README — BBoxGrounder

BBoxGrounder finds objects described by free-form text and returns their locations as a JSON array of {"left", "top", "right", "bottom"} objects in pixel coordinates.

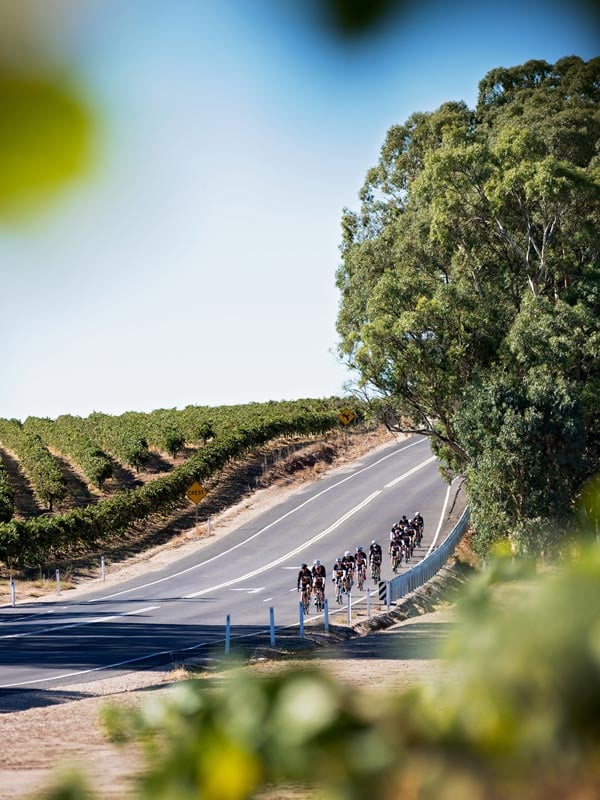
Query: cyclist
[
  {"left": 313, "top": 572, "right": 326, "bottom": 610},
  {"left": 369, "top": 539, "right": 382, "bottom": 563},
  {"left": 297, "top": 563, "right": 313, "bottom": 613},
  {"left": 390, "top": 539, "right": 402, "bottom": 572},
  {"left": 312, "top": 559, "right": 326, "bottom": 580},
  {"left": 297, "top": 563, "right": 312, "bottom": 592},
  {"left": 401, "top": 527, "right": 413, "bottom": 560},
  {"left": 341, "top": 550, "right": 355, "bottom": 592},
  {"left": 332, "top": 557, "right": 346, "bottom": 604},
  {"left": 413, "top": 512, "right": 424, "bottom": 545},
  {"left": 389, "top": 523, "right": 401, "bottom": 554},
  {"left": 369, "top": 539, "right": 383, "bottom": 581},
  {"left": 355, "top": 546, "right": 367, "bottom": 589}
]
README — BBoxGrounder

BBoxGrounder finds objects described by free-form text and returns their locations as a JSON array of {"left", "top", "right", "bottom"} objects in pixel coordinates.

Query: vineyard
[{"left": 0, "top": 399, "right": 362, "bottom": 571}]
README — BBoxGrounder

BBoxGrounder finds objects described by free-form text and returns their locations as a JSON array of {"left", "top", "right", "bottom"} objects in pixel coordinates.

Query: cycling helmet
[
  {"left": 301, "top": 563, "right": 307, "bottom": 569},
  {"left": 344, "top": 550, "right": 351, "bottom": 557},
  {"left": 314, "top": 560, "right": 321, "bottom": 566},
  {"left": 357, "top": 545, "right": 363, "bottom": 552},
  {"left": 371, "top": 539, "right": 377, "bottom": 545}
]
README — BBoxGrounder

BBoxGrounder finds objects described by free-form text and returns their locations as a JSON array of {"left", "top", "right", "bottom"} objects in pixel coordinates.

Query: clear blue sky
[{"left": 1, "top": 0, "right": 598, "bottom": 421}]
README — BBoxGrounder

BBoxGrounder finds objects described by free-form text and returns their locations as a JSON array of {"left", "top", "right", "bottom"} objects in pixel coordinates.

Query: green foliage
[
  {"left": 195, "top": 420, "right": 215, "bottom": 444},
  {"left": 454, "top": 369, "right": 587, "bottom": 554},
  {"left": 0, "top": 461, "right": 14, "bottom": 522},
  {"left": 0, "top": 399, "right": 348, "bottom": 567},
  {"left": 91, "top": 411, "right": 151, "bottom": 472},
  {"left": 337, "top": 56, "right": 600, "bottom": 553},
  {"left": 0, "top": 419, "right": 66, "bottom": 511},
  {"left": 24, "top": 416, "right": 113, "bottom": 489},
  {"left": 161, "top": 426, "right": 186, "bottom": 458}
]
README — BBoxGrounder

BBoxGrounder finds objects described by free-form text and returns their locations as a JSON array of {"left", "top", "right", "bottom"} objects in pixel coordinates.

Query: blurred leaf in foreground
[
  {"left": 0, "top": 71, "right": 92, "bottom": 220},
  {"left": 81, "top": 541, "right": 600, "bottom": 799}
]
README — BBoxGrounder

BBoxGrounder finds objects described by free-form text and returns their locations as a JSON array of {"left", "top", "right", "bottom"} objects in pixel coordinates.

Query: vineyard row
[{"left": 0, "top": 399, "right": 360, "bottom": 567}]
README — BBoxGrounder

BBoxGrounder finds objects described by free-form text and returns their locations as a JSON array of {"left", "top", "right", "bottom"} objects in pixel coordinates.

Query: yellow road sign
[
  {"left": 338, "top": 408, "right": 355, "bottom": 426},
  {"left": 186, "top": 482, "right": 208, "bottom": 504}
]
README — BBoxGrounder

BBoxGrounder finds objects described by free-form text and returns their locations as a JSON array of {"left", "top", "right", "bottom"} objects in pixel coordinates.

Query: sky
[{"left": 1, "top": 0, "right": 598, "bottom": 422}]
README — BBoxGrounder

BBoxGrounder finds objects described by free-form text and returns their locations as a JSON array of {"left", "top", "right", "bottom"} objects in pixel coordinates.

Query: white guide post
[
  {"left": 269, "top": 606, "right": 275, "bottom": 647},
  {"left": 225, "top": 614, "right": 231, "bottom": 655}
]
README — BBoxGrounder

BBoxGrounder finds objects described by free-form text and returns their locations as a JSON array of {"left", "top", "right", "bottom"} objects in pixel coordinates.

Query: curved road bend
[{"left": 0, "top": 435, "right": 450, "bottom": 693}]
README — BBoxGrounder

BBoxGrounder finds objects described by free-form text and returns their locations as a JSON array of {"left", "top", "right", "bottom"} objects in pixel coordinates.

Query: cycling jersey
[
  {"left": 369, "top": 544, "right": 382, "bottom": 562},
  {"left": 297, "top": 567, "right": 312, "bottom": 590},
  {"left": 342, "top": 555, "right": 355, "bottom": 572}
]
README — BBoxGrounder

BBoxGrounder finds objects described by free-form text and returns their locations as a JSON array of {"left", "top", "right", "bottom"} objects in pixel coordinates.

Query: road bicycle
[
  {"left": 390, "top": 546, "right": 401, "bottom": 573},
  {"left": 335, "top": 577, "right": 345, "bottom": 605},
  {"left": 343, "top": 573, "right": 353, "bottom": 595},
  {"left": 301, "top": 583, "right": 311, "bottom": 614},
  {"left": 370, "top": 558, "right": 381, "bottom": 583},
  {"left": 356, "top": 563, "right": 366, "bottom": 591},
  {"left": 314, "top": 585, "right": 325, "bottom": 612}
]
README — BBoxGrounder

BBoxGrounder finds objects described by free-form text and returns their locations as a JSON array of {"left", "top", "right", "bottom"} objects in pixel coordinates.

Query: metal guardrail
[{"left": 380, "top": 507, "right": 470, "bottom": 604}]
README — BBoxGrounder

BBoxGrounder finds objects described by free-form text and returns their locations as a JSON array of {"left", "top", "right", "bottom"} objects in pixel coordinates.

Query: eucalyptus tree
[{"left": 337, "top": 56, "right": 600, "bottom": 552}]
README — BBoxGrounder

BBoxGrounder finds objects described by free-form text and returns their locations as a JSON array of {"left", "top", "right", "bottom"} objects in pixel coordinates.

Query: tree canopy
[{"left": 336, "top": 56, "right": 600, "bottom": 553}]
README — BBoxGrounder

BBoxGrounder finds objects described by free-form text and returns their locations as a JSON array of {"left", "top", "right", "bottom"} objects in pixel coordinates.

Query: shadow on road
[{"left": 317, "top": 622, "right": 456, "bottom": 661}]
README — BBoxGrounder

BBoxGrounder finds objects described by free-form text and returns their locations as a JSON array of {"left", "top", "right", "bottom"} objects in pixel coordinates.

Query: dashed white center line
[{"left": 385, "top": 456, "right": 436, "bottom": 487}]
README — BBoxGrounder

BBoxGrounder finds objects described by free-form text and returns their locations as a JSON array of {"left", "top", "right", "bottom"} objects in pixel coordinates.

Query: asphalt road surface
[{"left": 0, "top": 436, "right": 451, "bottom": 694}]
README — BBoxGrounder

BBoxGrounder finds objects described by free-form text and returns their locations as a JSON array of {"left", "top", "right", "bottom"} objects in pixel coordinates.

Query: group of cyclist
[
  {"left": 296, "top": 512, "right": 424, "bottom": 610},
  {"left": 389, "top": 512, "right": 424, "bottom": 572},
  {"left": 297, "top": 560, "right": 327, "bottom": 612}
]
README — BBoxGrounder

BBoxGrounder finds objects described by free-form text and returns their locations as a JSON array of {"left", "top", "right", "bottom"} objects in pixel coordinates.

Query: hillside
[
  {"left": 0, "top": 413, "right": 390, "bottom": 603},
  {"left": 0, "top": 399, "right": 363, "bottom": 576}
]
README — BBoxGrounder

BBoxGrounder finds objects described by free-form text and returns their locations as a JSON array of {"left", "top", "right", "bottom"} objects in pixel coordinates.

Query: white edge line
[{"left": 424, "top": 479, "right": 456, "bottom": 558}]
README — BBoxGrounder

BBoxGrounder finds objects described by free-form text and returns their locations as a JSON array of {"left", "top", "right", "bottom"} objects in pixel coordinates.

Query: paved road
[{"left": 0, "top": 436, "right": 451, "bottom": 693}]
